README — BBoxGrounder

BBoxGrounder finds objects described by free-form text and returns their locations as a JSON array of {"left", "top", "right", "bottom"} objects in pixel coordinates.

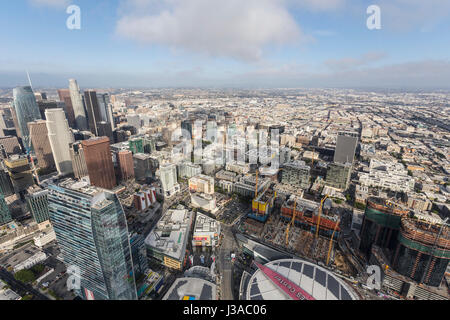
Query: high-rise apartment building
[
  {"left": 334, "top": 131, "right": 359, "bottom": 165},
  {"left": 96, "top": 93, "right": 114, "bottom": 129},
  {"left": 81, "top": 137, "right": 116, "bottom": 190},
  {"left": 133, "top": 153, "right": 153, "bottom": 183},
  {"left": 0, "top": 107, "right": 17, "bottom": 137},
  {"left": 118, "top": 150, "right": 134, "bottom": 181},
  {"left": 282, "top": 160, "right": 311, "bottom": 190},
  {"left": 96, "top": 121, "right": 113, "bottom": 142},
  {"left": 181, "top": 119, "right": 193, "bottom": 139},
  {"left": 126, "top": 114, "right": 141, "bottom": 131},
  {"left": 0, "top": 164, "right": 14, "bottom": 196},
  {"left": 45, "top": 109, "right": 74, "bottom": 176},
  {"left": 143, "top": 136, "right": 156, "bottom": 154},
  {"left": 4, "top": 155, "right": 34, "bottom": 194},
  {"left": 68, "top": 79, "right": 88, "bottom": 131},
  {"left": 25, "top": 185, "right": 49, "bottom": 224},
  {"left": 325, "top": 162, "right": 352, "bottom": 191},
  {"left": 57, "top": 89, "right": 76, "bottom": 128},
  {"left": 84, "top": 90, "right": 102, "bottom": 135},
  {"left": 69, "top": 142, "right": 88, "bottom": 179},
  {"left": 129, "top": 137, "right": 144, "bottom": 154},
  {"left": 360, "top": 198, "right": 450, "bottom": 288},
  {"left": 28, "top": 120, "right": 56, "bottom": 173},
  {"left": 37, "top": 100, "right": 58, "bottom": 120},
  {"left": 0, "top": 136, "right": 22, "bottom": 156},
  {"left": 48, "top": 179, "right": 137, "bottom": 300},
  {"left": 0, "top": 193, "right": 12, "bottom": 226},
  {"left": 158, "top": 163, "right": 180, "bottom": 197},
  {"left": 12, "top": 86, "right": 42, "bottom": 152},
  {"left": 177, "top": 161, "right": 202, "bottom": 179}
]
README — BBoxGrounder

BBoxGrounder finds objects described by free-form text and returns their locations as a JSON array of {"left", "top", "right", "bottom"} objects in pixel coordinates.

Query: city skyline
[
  {"left": 0, "top": 0, "right": 449, "bottom": 305},
  {"left": 1, "top": 0, "right": 450, "bottom": 88}
]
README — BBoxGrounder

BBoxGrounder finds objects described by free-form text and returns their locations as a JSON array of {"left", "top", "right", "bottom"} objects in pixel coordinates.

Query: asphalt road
[
  {"left": 0, "top": 268, "right": 49, "bottom": 300},
  {"left": 217, "top": 225, "right": 239, "bottom": 300}
]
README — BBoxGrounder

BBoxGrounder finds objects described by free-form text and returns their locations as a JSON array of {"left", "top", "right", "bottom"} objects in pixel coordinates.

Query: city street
[
  {"left": 0, "top": 268, "right": 49, "bottom": 300},
  {"left": 217, "top": 225, "right": 239, "bottom": 300}
]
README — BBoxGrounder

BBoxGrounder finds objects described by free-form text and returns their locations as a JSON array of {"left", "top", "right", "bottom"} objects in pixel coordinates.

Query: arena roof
[{"left": 245, "top": 258, "right": 359, "bottom": 300}]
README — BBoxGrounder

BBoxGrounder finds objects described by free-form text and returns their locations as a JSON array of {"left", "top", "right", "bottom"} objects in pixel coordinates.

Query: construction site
[
  {"left": 241, "top": 189, "right": 355, "bottom": 275},
  {"left": 248, "top": 187, "right": 276, "bottom": 223}
]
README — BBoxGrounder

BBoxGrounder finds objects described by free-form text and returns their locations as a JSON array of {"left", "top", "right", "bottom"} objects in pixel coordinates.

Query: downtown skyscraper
[
  {"left": 68, "top": 79, "right": 88, "bottom": 131},
  {"left": 84, "top": 90, "right": 101, "bottom": 135},
  {"left": 57, "top": 89, "right": 76, "bottom": 128},
  {"left": 333, "top": 131, "right": 359, "bottom": 165},
  {"left": 81, "top": 137, "right": 117, "bottom": 190},
  {"left": 12, "top": 86, "right": 42, "bottom": 152},
  {"left": 45, "top": 108, "right": 74, "bottom": 176},
  {"left": 28, "top": 120, "right": 56, "bottom": 173},
  {"left": 48, "top": 179, "right": 137, "bottom": 300}
]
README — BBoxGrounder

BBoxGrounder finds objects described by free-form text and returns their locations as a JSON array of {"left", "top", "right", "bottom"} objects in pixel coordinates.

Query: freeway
[{"left": 0, "top": 268, "right": 49, "bottom": 300}]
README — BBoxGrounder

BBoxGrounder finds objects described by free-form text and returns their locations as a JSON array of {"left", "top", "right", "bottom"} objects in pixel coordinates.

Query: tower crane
[
  {"left": 255, "top": 169, "right": 259, "bottom": 198},
  {"left": 326, "top": 218, "right": 340, "bottom": 266},
  {"left": 315, "top": 195, "right": 328, "bottom": 239},
  {"left": 285, "top": 199, "right": 297, "bottom": 247}
]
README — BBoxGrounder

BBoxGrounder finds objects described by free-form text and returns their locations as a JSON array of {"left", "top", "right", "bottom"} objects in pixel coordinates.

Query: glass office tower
[
  {"left": 48, "top": 179, "right": 137, "bottom": 300},
  {"left": 68, "top": 79, "right": 88, "bottom": 131},
  {"left": 12, "top": 86, "right": 42, "bottom": 152}
]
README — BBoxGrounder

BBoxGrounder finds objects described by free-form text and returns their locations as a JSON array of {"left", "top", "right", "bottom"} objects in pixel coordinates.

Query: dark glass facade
[
  {"left": 48, "top": 180, "right": 137, "bottom": 300},
  {"left": 12, "top": 86, "right": 42, "bottom": 152}
]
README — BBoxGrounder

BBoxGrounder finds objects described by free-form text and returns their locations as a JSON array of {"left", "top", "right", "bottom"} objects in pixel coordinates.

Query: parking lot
[{"left": 217, "top": 198, "right": 250, "bottom": 225}]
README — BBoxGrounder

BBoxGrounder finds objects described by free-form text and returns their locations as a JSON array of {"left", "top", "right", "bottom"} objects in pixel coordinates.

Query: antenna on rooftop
[{"left": 26, "top": 70, "right": 33, "bottom": 90}]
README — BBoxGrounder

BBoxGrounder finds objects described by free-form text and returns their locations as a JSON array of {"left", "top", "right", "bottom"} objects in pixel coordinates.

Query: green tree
[
  {"left": 14, "top": 270, "right": 36, "bottom": 284},
  {"left": 31, "top": 264, "right": 45, "bottom": 276},
  {"left": 354, "top": 202, "right": 366, "bottom": 210}
]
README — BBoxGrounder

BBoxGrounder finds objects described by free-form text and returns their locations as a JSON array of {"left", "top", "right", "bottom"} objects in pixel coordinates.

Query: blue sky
[{"left": 1, "top": 0, "right": 450, "bottom": 88}]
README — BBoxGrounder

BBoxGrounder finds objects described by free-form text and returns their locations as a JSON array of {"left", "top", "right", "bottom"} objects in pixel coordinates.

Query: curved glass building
[
  {"left": 48, "top": 179, "right": 137, "bottom": 300},
  {"left": 12, "top": 86, "right": 42, "bottom": 152}
]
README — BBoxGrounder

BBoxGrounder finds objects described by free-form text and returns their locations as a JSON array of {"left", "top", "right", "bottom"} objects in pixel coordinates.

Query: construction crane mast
[
  {"left": 285, "top": 199, "right": 297, "bottom": 247},
  {"left": 255, "top": 169, "right": 259, "bottom": 198},
  {"left": 315, "top": 195, "right": 328, "bottom": 239},
  {"left": 326, "top": 218, "right": 340, "bottom": 266}
]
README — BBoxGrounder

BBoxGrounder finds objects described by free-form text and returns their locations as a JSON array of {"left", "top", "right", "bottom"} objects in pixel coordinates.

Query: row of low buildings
[{"left": 145, "top": 206, "right": 221, "bottom": 271}]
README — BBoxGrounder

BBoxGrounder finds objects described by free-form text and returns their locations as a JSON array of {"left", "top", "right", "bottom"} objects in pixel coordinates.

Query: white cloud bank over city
[{"left": 116, "top": 0, "right": 304, "bottom": 61}]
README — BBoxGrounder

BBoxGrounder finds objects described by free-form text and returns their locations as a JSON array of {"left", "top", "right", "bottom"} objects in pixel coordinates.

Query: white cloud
[
  {"left": 230, "top": 59, "right": 450, "bottom": 88},
  {"left": 325, "top": 52, "right": 388, "bottom": 71},
  {"left": 289, "top": 0, "right": 346, "bottom": 11},
  {"left": 116, "top": 0, "right": 303, "bottom": 61},
  {"left": 377, "top": 0, "right": 450, "bottom": 31},
  {"left": 29, "top": 0, "right": 71, "bottom": 8}
]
